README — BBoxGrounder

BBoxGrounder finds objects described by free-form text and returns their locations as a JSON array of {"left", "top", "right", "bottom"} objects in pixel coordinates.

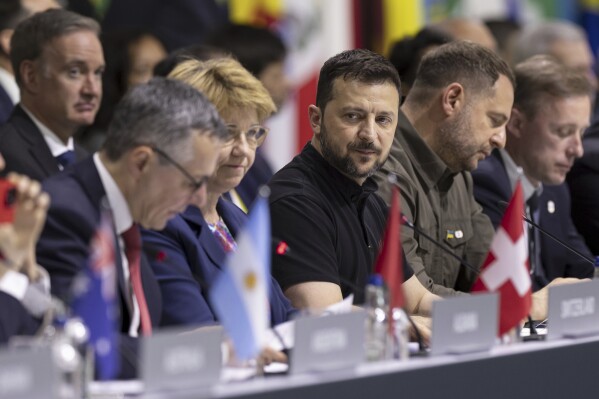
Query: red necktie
[{"left": 121, "top": 224, "right": 152, "bottom": 336}]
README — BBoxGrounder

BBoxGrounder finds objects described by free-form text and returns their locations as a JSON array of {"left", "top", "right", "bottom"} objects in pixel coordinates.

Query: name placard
[
  {"left": 430, "top": 292, "right": 498, "bottom": 356},
  {"left": 547, "top": 279, "right": 599, "bottom": 340},
  {"left": 0, "top": 347, "right": 57, "bottom": 399},
  {"left": 141, "top": 326, "right": 223, "bottom": 392},
  {"left": 291, "top": 311, "right": 365, "bottom": 374}
]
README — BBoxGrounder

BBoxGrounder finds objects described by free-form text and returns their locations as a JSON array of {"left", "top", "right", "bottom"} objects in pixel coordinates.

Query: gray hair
[
  {"left": 102, "top": 77, "right": 228, "bottom": 162},
  {"left": 513, "top": 20, "right": 588, "bottom": 65},
  {"left": 10, "top": 8, "right": 100, "bottom": 85}
]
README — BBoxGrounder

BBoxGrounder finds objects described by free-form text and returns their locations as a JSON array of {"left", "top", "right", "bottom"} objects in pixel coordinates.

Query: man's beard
[{"left": 319, "top": 123, "right": 384, "bottom": 180}]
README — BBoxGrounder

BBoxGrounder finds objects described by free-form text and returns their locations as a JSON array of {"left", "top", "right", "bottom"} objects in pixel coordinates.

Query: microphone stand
[{"left": 401, "top": 213, "right": 545, "bottom": 341}]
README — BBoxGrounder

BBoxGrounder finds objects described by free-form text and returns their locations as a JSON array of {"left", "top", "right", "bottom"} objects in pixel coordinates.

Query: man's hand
[
  {"left": 0, "top": 173, "right": 49, "bottom": 279},
  {"left": 408, "top": 315, "right": 431, "bottom": 346}
]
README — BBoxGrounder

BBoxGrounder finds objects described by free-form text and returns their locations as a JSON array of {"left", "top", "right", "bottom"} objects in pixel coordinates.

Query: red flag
[
  {"left": 374, "top": 185, "right": 404, "bottom": 309},
  {"left": 471, "top": 182, "right": 532, "bottom": 336}
]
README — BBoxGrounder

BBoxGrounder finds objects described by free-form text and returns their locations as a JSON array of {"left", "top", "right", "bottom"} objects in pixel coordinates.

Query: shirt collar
[
  {"left": 302, "top": 142, "right": 378, "bottom": 204},
  {"left": 499, "top": 148, "right": 542, "bottom": 201},
  {"left": 93, "top": 153, "right": 133, "bottom": 235},
  {"left": 0, "top": 67, "right": 19, "bottom": 104},
  {"left": 396, "top": 110, "right": 454, "bottom": 190},
  {"left": 20, "top": 105, "right": 74, "bottom": 157}
]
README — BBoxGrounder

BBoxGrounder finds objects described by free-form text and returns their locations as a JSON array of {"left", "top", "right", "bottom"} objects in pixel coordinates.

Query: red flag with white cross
[{"left": 471, "top": 181, "right": 532, "bottom": 336}]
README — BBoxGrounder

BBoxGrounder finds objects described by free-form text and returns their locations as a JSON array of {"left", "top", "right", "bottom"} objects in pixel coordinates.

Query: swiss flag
[
  {"left": 471, "top": 181, "right": 532, "bottom": 336},
  {"left": 374, "top": 185, "right": 404, "bottom": 310}
]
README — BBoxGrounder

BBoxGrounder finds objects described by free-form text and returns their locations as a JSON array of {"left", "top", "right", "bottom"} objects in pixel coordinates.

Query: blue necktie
[{"left": 55, "top": 150, "right": 75, "bottom": 168}]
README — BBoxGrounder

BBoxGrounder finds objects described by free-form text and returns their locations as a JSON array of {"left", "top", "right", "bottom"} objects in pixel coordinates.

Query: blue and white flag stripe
[{"left": 209, "top": 196, "right": 271, "bottom": 360}]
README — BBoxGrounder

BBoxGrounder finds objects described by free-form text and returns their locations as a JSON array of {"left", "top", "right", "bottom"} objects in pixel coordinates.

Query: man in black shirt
[{"left": 269, "top": 49, "right": 438, "bottom": 326}]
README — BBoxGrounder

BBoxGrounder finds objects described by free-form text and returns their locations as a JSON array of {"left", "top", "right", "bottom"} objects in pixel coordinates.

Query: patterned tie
[
  {"left": 121, "top": 224, "right": 152, "bottom": 336},
  {"left": 55, "top": 150, "right": 76, "bottom": 168}
]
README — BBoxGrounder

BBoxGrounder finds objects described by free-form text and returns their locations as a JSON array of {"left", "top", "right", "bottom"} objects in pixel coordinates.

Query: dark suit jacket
[
  {"left": 568, "top": 121, "right": 599, "bottom": 254},
  {"left": 0, "top": 292, "right": 39, "bottom": 345},
  {"left": 0, "top": 105, "right": 87, "bottom": 180},
  {"left": 36, "top": 157, "right": 162, "bottom": 379},
  {"left": 0, "top": 84, "right": 13, "bottom": 126},
  {"left": 141, "top": 199, "right": 295, "bottom": 328},
  {"left": 472, "top": 150, "right": 593, "bottom": 290}
]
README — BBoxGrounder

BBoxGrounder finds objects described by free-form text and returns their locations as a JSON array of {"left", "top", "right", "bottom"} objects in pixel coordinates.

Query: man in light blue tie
[{"left": 0, "top": 8, "right": 104, "bottom": 180}]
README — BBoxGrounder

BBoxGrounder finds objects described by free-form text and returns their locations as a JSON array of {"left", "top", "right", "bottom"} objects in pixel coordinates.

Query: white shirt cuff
[{"left": 0, "top": 269, "right": 29, "bottom": 300}]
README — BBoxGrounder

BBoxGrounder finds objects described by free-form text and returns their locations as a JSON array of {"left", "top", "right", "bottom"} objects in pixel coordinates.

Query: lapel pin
[{"left": 547, "top": 200, "right": 555, "bottom": 214}]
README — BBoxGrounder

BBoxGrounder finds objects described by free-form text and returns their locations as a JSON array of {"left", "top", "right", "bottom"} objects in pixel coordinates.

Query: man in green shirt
[{"left": 375, "top": 41, "right": 514, "bottom": 296}]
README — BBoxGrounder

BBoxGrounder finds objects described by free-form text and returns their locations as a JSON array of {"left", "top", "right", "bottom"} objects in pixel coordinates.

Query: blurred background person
[
  {"left": 513, "top": 20, "right": 598, "bottom": 122},
  {"left": 77, "top": 29, "right": 167, "bottom": 152},
  {"left": 433, "top": 17, "right": 498, "bottom": 51},
  {"left": 387, "top": 27, "right": 451, "bottom": 102}
]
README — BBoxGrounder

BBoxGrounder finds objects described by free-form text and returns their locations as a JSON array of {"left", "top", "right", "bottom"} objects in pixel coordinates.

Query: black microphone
[
  {"left": 399, "top": 213, "right": 481, "bottom": 277},
  {"left": 497, "top": 200, "right": 594, "bottom": 266}
]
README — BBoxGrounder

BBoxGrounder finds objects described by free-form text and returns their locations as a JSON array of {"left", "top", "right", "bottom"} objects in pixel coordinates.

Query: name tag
[
  {"left": 291, "top": 311, "right": 365, "bottom": 374},
  {"left": 548, "top": 280, "right": 599, "bottom": 340},
  {"left": 431, "top": 293, "right": 498, "bottom": 356},
  {"left": 141, "top": 326, "right": 223, "bottom": 392},
  {"left": 0, "top": 346, "right": 57, "bottom": 399}
]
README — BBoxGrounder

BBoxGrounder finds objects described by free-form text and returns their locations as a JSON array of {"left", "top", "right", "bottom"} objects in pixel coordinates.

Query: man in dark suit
[
  {"left": 568, "top": 121, "right": 599, "bottom": 255},
  {"left": 473, "top": 55, "right": 594, "bottom": 291},
  {"left": 36, "top": 78, "right": 228, "bottom": 379},
  {"left": 0, "top": 8, "right": 104, "bottom": 180},
  {"left": 0, "top": 0, "right": 28, "bottom": 125}
]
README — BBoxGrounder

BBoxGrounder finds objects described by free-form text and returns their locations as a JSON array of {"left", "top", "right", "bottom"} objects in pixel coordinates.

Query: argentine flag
[{"left": 209, "top": 195, "right": 271, "bottom": 360}]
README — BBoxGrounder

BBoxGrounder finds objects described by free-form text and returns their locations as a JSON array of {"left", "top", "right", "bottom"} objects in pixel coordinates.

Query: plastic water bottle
[
  {"left": 594, "top": 256, "right": 599, "bottom": 279},
  {"left": 42, "top": 314, "right": 91, "bottom": 399},
  {"left": 390, "top": 307, "right": 410, "bottom": 360},
  {"left": 364, "top": 274, "right": 389, "bottom": 362}
]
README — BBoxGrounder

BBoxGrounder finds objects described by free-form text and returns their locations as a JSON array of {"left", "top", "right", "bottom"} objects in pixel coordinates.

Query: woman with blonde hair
[{"left": 142, "top": 58, "right": 295, "bottom": 339}]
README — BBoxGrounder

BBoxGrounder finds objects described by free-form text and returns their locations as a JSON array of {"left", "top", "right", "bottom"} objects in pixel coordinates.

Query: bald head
[{"left": 435, "top": 18, "right": 497, "bottom": 51}]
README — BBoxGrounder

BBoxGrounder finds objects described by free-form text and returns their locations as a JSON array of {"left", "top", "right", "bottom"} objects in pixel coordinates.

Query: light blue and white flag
[{"left": 209, "top": 195, "right": 271, "bottom": 360}]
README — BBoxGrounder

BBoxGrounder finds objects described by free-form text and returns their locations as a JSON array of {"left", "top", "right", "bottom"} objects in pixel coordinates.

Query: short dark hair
[
  {"left": 153, "top": 44, "right": 225, "bottom": 77},
  {"left": 0, "top": 0, "right": 29, "bottom": 57},
  {"left": 0, "top": 0, "right": 28, "bottom": 31},
  {"left": 205, "top": 23, "right": 286, "bottom": 77},
  {"left": 409, "top": 41, "right": 515, "bottom": 104},
  {"left": 102, "top": 77, "right": 228, "bottom": 162},
  {"left": 315, "top": 48, "right": 401, "bottom": 111},
  {"left": 388, "top": 27, "right": 451, "bottom": 90},
  {"left": 514, "top": 54, "right": 592, "bottom": 117},
  {"left": 10, "top": 8, "right": 100, "bottom": 85}
]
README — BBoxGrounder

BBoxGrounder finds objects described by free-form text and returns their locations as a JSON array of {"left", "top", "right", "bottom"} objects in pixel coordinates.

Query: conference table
[{"left": 102, "top": 333, "right": 599, "bottom": 399}]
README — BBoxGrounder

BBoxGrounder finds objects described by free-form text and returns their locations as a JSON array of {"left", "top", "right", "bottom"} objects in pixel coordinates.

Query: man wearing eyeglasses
[{"left": 35, "top": 77, "right": 228, "bottom": 379}]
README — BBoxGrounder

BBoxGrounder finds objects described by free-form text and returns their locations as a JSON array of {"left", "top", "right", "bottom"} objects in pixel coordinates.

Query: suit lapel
[
  {"left": 72, "top": 158, "right": 132, "bottom": 323},
  {"left": 181, "top": 205, "right": 227, "bottom": 270},
  {"left": 11, "top": 106, "right": 60, "bottom": 178}
]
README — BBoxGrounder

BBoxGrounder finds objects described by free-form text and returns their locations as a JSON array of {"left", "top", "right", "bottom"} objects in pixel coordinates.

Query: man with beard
[
  {"left": 474, "top": 55, "right": 593, "bottom": 290},
  {"left": 269, "top": 49, "right": 439, "bottom": 323},
  {"left": 375, "top": 41, "right": 515, "bottom": 297}
]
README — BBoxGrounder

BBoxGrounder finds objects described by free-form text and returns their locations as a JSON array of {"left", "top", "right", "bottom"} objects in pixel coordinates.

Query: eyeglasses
[
  {"left": 151, "top": 147, "right": 206, "bottom": 192},
  {"left": 225, "top": 125, "right": 269, "bottom": 148}
]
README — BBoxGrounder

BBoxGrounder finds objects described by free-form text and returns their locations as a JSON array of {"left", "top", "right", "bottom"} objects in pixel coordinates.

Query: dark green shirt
[{"left": 375, "top": 111, "right": 494, "bottom": 296}]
